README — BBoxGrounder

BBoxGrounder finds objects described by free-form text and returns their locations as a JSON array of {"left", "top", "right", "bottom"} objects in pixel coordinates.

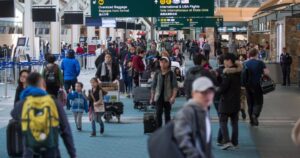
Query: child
[
  {"left": 88, "top": 78, "right": 105, "bottom": 137},
  {"left": 124, "top": 61, "right": 133, "bottom": 98},
  {"left": 67, "top": 82, "right": 88, "bottom": 131}
]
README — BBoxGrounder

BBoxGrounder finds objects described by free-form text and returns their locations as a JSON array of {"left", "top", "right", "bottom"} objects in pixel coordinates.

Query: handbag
[
  {"left": 260, "top": 75, "right": 276, "bottom": 94},
  {"left": 148, "top": 107, "right": 201, "bottom": 158}
]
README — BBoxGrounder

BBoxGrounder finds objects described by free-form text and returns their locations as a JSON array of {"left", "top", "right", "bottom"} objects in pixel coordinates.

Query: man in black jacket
[
  {"left": 217, "top": 53, "right": 242, "bottom": 150},
  {"left": 280, "top": 47, "right": 293, "bottom": 86},
  {"left": 184, "top": 53, "right": 216, "bottom": 100}
]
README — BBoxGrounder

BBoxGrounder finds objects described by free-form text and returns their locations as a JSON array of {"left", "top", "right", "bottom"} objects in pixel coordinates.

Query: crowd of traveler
[{"left": 8, "top": 36, "right": 295, "bottom": 158}]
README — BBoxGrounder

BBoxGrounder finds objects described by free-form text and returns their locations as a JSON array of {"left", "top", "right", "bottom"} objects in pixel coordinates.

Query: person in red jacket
[
  {"left": 132, "top": 47, "right": 146, "bottom": 86},
  {"left": 76, "top": 43, "right": 84, "bottom": 55}
]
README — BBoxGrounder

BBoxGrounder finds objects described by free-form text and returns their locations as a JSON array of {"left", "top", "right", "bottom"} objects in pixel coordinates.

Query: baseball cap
[
  {"left": 160, "top": 57, "right": 169, "bottom": 62},
  {"left": 192, "top": 77, "right": 215, "bottom": 92}
]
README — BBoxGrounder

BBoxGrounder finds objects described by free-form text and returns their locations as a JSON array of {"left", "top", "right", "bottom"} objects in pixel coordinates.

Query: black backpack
[{"left": 45, "top": 64, "right": 59, "bottom": 85}]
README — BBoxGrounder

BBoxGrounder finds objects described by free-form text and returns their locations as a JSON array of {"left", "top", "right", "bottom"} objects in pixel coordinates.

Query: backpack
[
  {"left": 45, "top": 64, "right": 59, "bottom": 85},
  {"left": 21, "top": 95, "right": 59, "bottom": 152},
  {"left": 203, "top": 43, "right": 211, "bottom": 51}
]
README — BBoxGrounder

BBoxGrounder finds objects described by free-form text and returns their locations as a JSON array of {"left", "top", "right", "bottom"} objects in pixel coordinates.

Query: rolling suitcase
[
  {"left": 144, "top": 112, "right": 157, "bottom": 133},
  {"left": 133, "top": 87, "right": 151, "bottom": 110},
  {"left": 7, "top": 119, "right": 23, "bottom": 157}
]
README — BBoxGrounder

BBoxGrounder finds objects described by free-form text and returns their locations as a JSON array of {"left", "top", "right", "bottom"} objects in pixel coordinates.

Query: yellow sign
[
  {"left": 160, "top": 0, "right": 166, "bottom": 5},
  {"left": 98, "top": 0, "right": 104, "bottom": 5}
]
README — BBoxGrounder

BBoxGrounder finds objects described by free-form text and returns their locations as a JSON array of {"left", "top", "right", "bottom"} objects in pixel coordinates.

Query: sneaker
[
  {"left": 232, "top": 145, "right": 239, "bottom": 150},
  {"left": 216, "top": 142, "right": 224, "bottom": 146},
  {"left": 90, "top": 132, "right": 96, "bottom": 137},
  {"left": 77, "top": 128, "right": 82, "bottom": 131},
  {"left": 220, "top": 142, "right": 233, "bottom": 150}
]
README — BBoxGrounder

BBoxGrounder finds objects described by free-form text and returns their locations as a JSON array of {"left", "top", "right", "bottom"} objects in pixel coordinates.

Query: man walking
[
  {"left": 11, "top": 72, "right": 76, "bottom": 158},
  {"left": 173, "top": 77, "right": 215, "bottom": 158},
  {"left": 244, "top": 48, "right": 269, "bottom": 126},
  {"left": 280, "top": 47, "right": 292, "bottom": 86},
  {"left": 150, "top": 57, "right": 178, "bottom": 128}
]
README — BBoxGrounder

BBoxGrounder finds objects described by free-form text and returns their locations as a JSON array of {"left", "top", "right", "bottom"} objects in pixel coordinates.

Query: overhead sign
[
  {"left": 156, "top": 17, "right": 223, "bottom": 30},
  {"left": 91, "top": 0, "right": 214, "bottom": 17}
]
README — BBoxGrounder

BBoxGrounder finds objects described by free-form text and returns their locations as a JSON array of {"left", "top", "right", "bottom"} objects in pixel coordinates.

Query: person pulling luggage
[{"left": 150, "top": 57, "right": 178, "bottom": 128}]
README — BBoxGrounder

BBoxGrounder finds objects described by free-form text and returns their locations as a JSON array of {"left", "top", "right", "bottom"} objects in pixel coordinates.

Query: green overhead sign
[
  {"left": 156, "top": 17, "right": 223, "bottom": 30},
  {"left": 91, "top": 0, "right": 214, "bottom": 17}
]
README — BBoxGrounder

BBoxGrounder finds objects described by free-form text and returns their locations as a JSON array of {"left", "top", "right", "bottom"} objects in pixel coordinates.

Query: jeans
[
  {"left": 91, "top": 112, "right": 105, "bottom": 133},
  {"left": 282, "top": 66, "right": 291, "bottom": 85},
  {"left": 214, "top": 101, "right": 223, "bottom": 143},
  {"left": 125, "top": 77, "right": 133, "bottom": 94},
  {"left": 64, "top": 79, "right": 77, "bottom": 93},
  {"left": 46, "top": 84, "right": 60, "bottom": 98},
  {"left": 204, "top": 50, "right": 210, "bottom": 60},
  {"left": 219, "top": 112, "right": 239, "bottom": 146},
  {"left": 133, "top": 71, "right": 142, "bottom": 87},
  {"left": 246, "top": 85, "right": 263, "bottom": 118},
  {"left": 73, "top": 112, "right": 83, "bottom": 129},
  {"left": 156, "top": 100, "right": 171, "bottom": 128}
]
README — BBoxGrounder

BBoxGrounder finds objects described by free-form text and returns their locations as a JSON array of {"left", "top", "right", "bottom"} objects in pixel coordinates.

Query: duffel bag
[{"left": 260, "top": 75, "right": 276, "bottom": 94}]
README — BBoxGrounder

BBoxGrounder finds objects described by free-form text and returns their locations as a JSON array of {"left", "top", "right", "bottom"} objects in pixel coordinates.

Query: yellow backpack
[{"left": 21, "top": 95, "right": 59, "bottom": 152}]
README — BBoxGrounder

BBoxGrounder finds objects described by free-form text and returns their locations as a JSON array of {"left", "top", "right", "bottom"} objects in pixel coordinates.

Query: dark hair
[
  {"left": 174, "top": 67, "right": 181, "bottom": 75},
  {"left": 77, "top": 43, "right": 80, "bottom": 47},
  {"left": 193, "top": 53, "right": 206, "bottom": 66},
  {"left": 223, "top": 53, "right": 236, "bottom": 63},
  {"left": 46, "top": 54, "right": 56, "bottom": 63},
  {"left": 76, "top": 82, "right": 84, "bottom": 88},
  {"left": 90, "top": 77, "right": 98, "bottom": 83},
  {"left": 137, "top": 47, "right": 145, "bottom": 55},
  {"left": 68, "top": 49, "right": 75, "bottom": 58},
  {"left": 249, "top": 48, "right": 258, "bottom": 57},
  {"left": 26, "top": 72, "right": 42, "bottom": 87},
  {"left": 217, "top": 55, "right": 224, "bottom": 65},
  {"left": 18, "top": 69, "right": 30, "bottom": 86}
]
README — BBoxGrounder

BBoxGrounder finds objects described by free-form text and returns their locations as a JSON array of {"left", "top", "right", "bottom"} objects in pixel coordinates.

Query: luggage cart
[{"left": 100, "top": 82, "right": 124, "bottom": 123}]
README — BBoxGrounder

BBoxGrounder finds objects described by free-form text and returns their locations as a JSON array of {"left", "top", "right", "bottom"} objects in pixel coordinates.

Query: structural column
[
  {"left": 23, "top": 0, "right": 34, "bottom": 57},
  {"left": 109, "top": 28, "right": 116, "bottom": 41},
  {"left": 87, "top": 27, "right": 95, "bottom": 43},
  {"left": 51, "top": 0, "right": 60, "bottom": 54},
  {"left": 71, "top": 2, "right": 80, "bottom": 47},
  {"left": 100, "top": 27, "right": 107, "bottom": 45}
]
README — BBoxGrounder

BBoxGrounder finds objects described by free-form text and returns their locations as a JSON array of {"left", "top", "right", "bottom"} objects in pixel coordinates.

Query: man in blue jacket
[{"left": 61, "top": 50, "right": 81, "bottom": 92}]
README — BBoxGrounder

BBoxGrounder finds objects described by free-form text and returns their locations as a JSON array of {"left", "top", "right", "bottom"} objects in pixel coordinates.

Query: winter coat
[
  {"left": 61, "top": 58, "right": 80, "bottom": 81},
  {"left": 88, "top": 87, "right": 105, "bottom": 113},
  {"left": 217, "top": 62, "right": 243, "bottom": 114}
]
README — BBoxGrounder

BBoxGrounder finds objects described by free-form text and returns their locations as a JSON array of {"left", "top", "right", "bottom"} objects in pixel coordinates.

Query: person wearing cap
[
  {"left": 173, "top": 77, "right": 215, "bottom": 158},
  {"left": 151, "top": 56, "right": 178, "bottom": 128},
  {"left": 217, "top": 53, "right": 242, "bottom": 150}
]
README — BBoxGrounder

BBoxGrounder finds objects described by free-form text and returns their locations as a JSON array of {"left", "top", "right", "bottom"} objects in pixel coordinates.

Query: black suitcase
[
  {"left": 133, "top": 87, "right": 151, "bottom": 109},
  {"left": 7, "top": 119, "right": 23, "bottom": 157},
  {"left": 144, "top": 112, "right": 157, "bottom": 133}
]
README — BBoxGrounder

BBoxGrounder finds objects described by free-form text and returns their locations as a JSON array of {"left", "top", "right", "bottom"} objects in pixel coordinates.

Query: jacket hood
[
  {"left": 223, "top": 62, "right": 243, "bottom": 74},
  {"left": 20, "top": 86, "right": 48, "bottom": 100}
]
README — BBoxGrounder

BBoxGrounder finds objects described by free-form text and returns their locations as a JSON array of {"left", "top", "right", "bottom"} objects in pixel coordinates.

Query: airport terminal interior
[{"left": 1, "top": 0, "right": 300, "bottom": 157}]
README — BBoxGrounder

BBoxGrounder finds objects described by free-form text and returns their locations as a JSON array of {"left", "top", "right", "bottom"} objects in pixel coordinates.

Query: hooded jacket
[
  {"left": 61, "top": 57, "right": 80, "bottom": 81},
  {"left": 217, "top": 62, "right": 243, "bottom": 114},
  {"left": 11, "top": 86, "right": 76, "bottom": 158}
]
